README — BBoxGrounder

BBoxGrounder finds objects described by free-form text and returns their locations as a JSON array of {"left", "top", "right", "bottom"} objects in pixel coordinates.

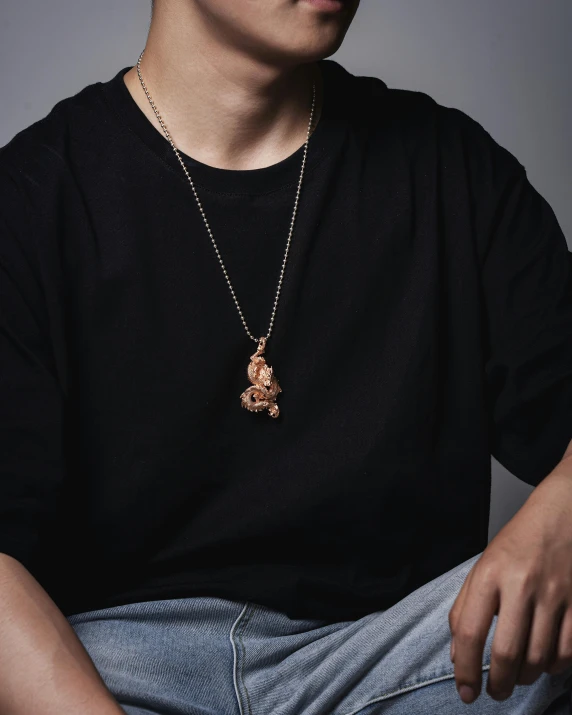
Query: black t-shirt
[{"left": 1, "top": 59, "right": 572, "bottom": 623}]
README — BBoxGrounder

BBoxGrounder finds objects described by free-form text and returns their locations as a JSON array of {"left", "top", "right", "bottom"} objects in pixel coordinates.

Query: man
[{"left": 1, "top": 0, "right": 572, "bottom": 712}]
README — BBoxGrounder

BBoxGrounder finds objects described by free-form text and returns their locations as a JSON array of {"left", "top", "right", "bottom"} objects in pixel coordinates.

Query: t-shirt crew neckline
[{"left": 102, "top": 60, "right": 338, "bottom": 196}]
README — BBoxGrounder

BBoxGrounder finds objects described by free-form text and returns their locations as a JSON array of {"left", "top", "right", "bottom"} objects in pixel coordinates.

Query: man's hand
[{"left": 448, "top": 458, "right": 572, "bottom": 705}]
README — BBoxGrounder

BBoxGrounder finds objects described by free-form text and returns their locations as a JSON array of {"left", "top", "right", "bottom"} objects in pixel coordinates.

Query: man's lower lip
[{"left": 300, "top": 0, "right": 345, "bottom": 12}]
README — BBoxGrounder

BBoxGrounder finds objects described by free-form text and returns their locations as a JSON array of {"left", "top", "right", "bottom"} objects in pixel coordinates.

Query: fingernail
[
  {"left": 450, "top": 640, "right": 455, "bottom": 662},
  {"left": 458, "top": 685, "right": 476, "bottom": 703}
]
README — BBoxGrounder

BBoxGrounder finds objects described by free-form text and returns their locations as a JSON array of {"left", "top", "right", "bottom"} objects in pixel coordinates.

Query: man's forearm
[{"left": 0, "top": 553, "right": 124, "bottom": 715}]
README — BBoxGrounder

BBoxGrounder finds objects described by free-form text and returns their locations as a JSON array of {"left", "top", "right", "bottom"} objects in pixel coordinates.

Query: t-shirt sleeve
[
  {"left": 0, "top": 158, "right": 66, "bottom": 574},
  {"left": 463, "top": 114, "right": 572, "bottom": 486}
]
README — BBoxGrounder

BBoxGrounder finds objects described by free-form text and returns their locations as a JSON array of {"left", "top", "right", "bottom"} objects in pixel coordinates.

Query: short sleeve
[
  {"left": 476, "top": 131, "right": 572, "bottom": 486},
  {"left": 0, "top": 158, "right": 66, "bottom": 574}
]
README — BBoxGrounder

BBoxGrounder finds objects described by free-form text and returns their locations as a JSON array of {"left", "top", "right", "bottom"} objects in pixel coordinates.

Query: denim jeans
[{"left": 67, "top": 552, "right": 572, "bottom": 714}]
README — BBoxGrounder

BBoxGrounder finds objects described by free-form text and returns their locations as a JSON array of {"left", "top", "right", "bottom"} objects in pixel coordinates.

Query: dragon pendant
[{"left": 240, "top": 336, "right": 282, "bottom": 418}]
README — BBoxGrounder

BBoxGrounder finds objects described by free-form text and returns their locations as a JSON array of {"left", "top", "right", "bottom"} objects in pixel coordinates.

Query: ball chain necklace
[{"left": 136, "top": 49, "right": 316, "bottom": 419}]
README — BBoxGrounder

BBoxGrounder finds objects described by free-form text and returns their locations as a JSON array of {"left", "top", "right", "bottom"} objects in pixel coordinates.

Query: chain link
[{"left": 136, "top": 48, "right": 316, "bottom": 345}]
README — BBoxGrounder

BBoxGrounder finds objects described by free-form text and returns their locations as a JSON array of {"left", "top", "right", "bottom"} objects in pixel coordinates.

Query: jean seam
[
  {"left": 238, "top": 605, "right": 256, "bottom": 715},
  {"left": 230, "top": 602, "right": 256, "bottom": 715},
  {"left": 339, "top": 664, "right": 492, "bottom": 715},
  {"left": 230, "top": 602, "right": 251, "bottom": 715}
]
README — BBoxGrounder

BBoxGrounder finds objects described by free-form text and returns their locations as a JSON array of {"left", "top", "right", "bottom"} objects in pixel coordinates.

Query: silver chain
[{"left": 135, "top": 49, "right": 316, "bottom": 345}]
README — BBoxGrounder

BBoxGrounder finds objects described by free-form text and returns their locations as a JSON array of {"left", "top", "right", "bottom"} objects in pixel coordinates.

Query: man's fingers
[
  {"left": 546, "top": 605, "right": 572, "bottom": 676},
  {"left": 487, "top": 594, "right": 533, "bottom": 698},
  {"left": 453, "top": 570, "right": 498, "bottom": 704},
  {"left": 516, "top": 602, "right": 562, "bottom": 685},
  {"left": 449, "top": 568, "right": 472, "bottom": 663}
]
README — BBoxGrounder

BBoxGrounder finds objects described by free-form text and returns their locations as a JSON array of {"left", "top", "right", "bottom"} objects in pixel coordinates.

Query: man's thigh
[
  {"left": 67, "top": 595, "right": 244, "bottom": 715},
  {"left": 236, "top": 552, "right": 572, "bottom": 714},
  {"left": 66, "top": 553, "right": 572, "bottom": 715}
]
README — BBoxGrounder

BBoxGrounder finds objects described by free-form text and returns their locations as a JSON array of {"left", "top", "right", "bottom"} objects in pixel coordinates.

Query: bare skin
[
  {"left": 0, "top": 554, "right": 125, "bottom": 714},
  {"left": 449, "top": 437, "right": 572, "bottom": 703},
  {"left": 123, "top": 0, "right": 361, "bottom": 171},
  {"left": 128, "top": 3, "right": 572, "bottom": 706},
  {"left": 5, "top": 0, "right": 572, "bottom": 710},
  {"left": 0, "top": 2, "right": 360, "bottom": 711}
]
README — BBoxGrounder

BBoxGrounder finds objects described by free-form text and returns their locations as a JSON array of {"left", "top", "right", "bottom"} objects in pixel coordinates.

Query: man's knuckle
[
  {"left": 527, "top": 656, "right": 546, "bottom": 670},
  {"left": 478, "top": 561, "right": 498, "bottom": 583},
  {"left": 492, "top": 646, "right": 519, "bottom": 664},
  {"left": 514, "top": 568, "right": 539, "bottom": 596},
  {"left": 542, "top": 579, "right": 565, "bottom": 603},
  {"left": 456, "top": 626, "right": 482, "bottom": 646}
]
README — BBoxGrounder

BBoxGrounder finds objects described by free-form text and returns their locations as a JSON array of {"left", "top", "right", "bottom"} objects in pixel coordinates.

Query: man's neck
[{"left": 123, "top": 2, "right": 323, "bottom": 171}]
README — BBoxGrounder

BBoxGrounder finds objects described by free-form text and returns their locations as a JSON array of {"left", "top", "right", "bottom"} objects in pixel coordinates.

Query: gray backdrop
[{"left": 1, "top": 1, "right": 571, "bottom": 540}]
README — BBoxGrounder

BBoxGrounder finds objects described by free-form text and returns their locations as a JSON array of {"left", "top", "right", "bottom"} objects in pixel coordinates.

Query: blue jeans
[{"left": 67, "top": 552, "right": 572, "bottom": 714}]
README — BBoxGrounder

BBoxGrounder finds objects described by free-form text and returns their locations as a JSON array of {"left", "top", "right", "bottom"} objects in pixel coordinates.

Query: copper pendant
[{"left": 240, "top": 337, "right": 282, "bottom": 418}]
